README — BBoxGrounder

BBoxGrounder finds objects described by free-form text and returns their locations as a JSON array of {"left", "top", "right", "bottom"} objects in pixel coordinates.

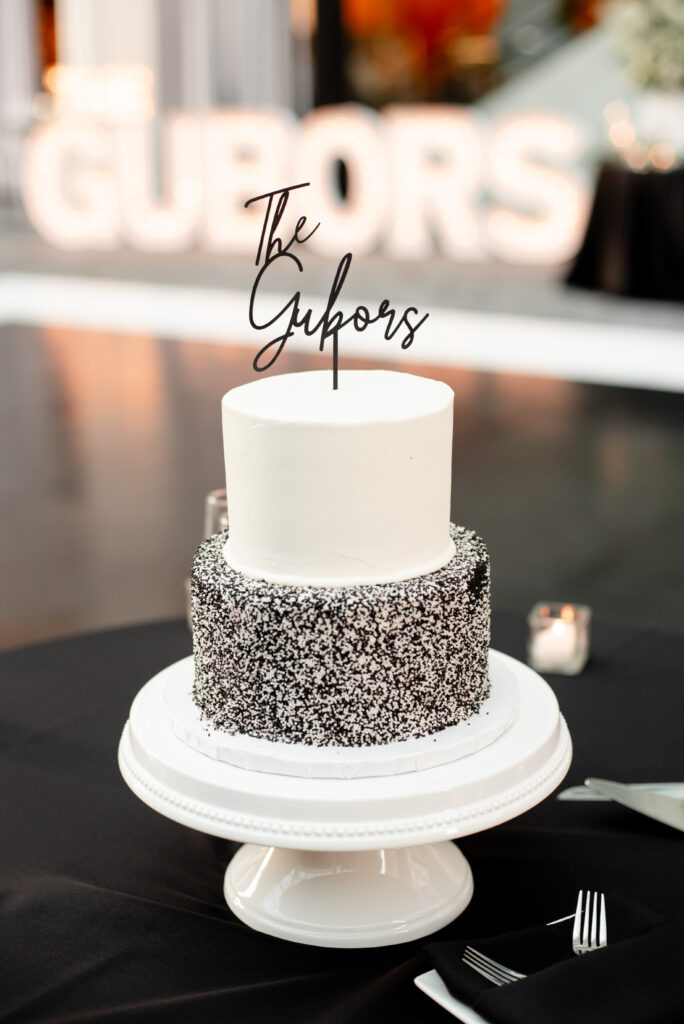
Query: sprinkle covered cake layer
[{"left": 191, "top": 524, "right": 491, "bottom": 747}]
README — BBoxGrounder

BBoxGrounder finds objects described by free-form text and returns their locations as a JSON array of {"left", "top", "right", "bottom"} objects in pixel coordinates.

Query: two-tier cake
[{"left": 190, "top": 369, "right": 491, "bottom": 749}]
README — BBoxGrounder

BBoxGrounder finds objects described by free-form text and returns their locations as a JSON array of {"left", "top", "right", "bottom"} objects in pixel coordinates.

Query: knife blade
[
  {"left": 558, "top": 782, "right": 684, "bottom": 802},
  {"left": 584, "top": 778, "right": 684, "bottom": 831}
]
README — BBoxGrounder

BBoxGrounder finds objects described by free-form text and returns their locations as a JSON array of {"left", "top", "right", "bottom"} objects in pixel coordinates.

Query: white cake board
[
  {"left": 118, "top": 650, "right": 571, "bottom": 948},
  {"left": 163, "top": 653, "right": 518, "bottom": 779}
]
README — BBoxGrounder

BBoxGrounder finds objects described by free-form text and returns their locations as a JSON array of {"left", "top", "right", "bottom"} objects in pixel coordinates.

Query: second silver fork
[
  {"left": 572, "top": 890, "right": 608, "bottom": 955},
  {"left": 462, "top": 945, "right": 526, "bottom": 986}
]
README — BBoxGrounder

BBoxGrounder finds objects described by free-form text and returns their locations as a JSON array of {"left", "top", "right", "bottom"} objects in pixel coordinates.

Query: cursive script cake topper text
[{"left": 245, "top": 182, "right": 429, "bottom": 389}]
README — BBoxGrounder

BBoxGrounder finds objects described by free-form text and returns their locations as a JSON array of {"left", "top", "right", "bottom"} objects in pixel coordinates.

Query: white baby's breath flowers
[{"left": 605, "top": 0, "right": 684, "bottom": 89}]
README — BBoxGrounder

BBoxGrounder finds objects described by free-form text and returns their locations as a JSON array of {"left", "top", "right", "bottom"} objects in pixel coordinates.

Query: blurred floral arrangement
[
  {"left": 604, "top": 0, "right": 684, "bottom": 91},
  {"left": 601, "top": 0, "right": 684, "bottom": 171},
  {"left": 343, "top": 0, "right": 506, "bottom": 104}
]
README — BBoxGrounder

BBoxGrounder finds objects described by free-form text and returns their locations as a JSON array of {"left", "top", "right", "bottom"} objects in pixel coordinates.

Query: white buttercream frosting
[{"left": 221, "top": 369, "right": 455, "bottom": 585}]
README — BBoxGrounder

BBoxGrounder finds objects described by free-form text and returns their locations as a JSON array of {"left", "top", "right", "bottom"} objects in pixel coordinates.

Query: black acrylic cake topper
[{"left": 245, "top": 182, "right": 429, "bottom": 390}]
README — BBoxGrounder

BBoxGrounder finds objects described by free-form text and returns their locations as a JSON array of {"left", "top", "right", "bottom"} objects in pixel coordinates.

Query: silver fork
[
  {"left": 461, "top": 945, "right": 527, "bottom": 986},
  {"left": 572, "top": 890, "right": 608, "bottom": 955},
  {"left": 462, "top": 890, "right": 608, "bottom": 986}
]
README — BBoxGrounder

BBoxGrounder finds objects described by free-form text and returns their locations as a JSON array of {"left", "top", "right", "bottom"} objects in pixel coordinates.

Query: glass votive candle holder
[
  {"left": 204, "top": 488, "right": 228, "bottom": 538},
  {"left": 527, "top": 602, "right": 592, "bottom": 675},
  {"left": 186, "top": 489, "right": 229, "bottom": 631}
]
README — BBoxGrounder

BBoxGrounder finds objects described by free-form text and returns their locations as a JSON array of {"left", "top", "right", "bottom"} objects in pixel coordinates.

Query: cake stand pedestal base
[
  {"left": 119, "top": 650, "right": 571, "bottom": 948},
  {"left": 224, "top": 842, "right": 473, "bottom": 947}
]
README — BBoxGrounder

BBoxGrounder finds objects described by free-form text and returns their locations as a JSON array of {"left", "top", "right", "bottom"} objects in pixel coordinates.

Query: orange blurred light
[
  {"left": 560, "top": 605, "right": 576, "bottom": 622},
  {"left": 343, "top": 0, "right": 506, "bottom": 46},
  {"left": 42, "top": 65, "right": 58, "bottom": 93},
  {"left": 649, "top": 141, "right": 676, "bottom": 171},
  {"left": 603, "top": 100, "right": 630, "bottom": 124},
  {"left": 608, "top": 121, "right": 635, "bottom": 149},
  {"left": 624, "top": 142, "right": 649, "bottom": 170},
  {"left": 344, "top": 0, "right": 397, "bottom": 35}
]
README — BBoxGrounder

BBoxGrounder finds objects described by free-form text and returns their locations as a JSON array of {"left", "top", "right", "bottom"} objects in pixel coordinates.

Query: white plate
[
  {"left": 415, "top": 970, "right": 492, "bottom": 1024},
  {"left": 164, "top": 653, "right": 518, "bottom": 779}
]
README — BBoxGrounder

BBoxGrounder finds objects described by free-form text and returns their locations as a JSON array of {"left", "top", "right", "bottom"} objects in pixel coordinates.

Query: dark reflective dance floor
[{"left": 1, "top": 323, "right": 682, "bottom": 651}]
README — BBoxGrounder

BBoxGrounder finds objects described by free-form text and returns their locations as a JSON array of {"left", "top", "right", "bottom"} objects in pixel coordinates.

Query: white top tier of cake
[{"left": 221, "top": 369, "right": 455, "bottom": 586}]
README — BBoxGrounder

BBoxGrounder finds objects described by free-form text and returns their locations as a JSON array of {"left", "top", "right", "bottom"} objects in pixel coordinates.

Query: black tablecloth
[
  {"left": 1, "top": 615, "right": 683, "bottom": 1023},
  {"left": 567, "top": 163, "right": 684, "bottom": 302}
]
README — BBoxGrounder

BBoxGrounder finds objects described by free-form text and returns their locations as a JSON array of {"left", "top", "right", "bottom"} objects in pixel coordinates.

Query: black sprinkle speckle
[{"left": 191, "top": 524, "right": 491, "bottom": 747}]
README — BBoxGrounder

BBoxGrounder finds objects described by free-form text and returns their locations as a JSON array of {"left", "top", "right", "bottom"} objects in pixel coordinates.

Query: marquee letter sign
[{"left": 21, "top": 70, "right": 590, "bottom": 265}]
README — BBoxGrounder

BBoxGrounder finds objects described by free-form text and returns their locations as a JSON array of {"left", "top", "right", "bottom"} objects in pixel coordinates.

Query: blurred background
[{"left": 0, "top": 0, "right": 682, "bottom": 651}]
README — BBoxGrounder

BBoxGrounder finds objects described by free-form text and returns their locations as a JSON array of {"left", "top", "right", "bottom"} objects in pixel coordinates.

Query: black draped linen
[
  {"left": 567, "top": 162, "right": 684, "bottom": 302},
  {"left": 1, "top": 615, "right": 683, "bottom": 1023}
]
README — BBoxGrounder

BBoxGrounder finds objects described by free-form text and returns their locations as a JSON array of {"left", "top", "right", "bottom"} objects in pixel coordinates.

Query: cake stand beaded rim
[
  {"left": 119, "top": 717, "right": 570, "bottom": 845},
  {"left": 118, "top": 651, "right": 573, "bottom": 851}
]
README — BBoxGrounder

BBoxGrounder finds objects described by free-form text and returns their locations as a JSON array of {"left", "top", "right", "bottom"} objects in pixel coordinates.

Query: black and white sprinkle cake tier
[{"left": 191, "top": 524, "right": 491, "bottom": 748}]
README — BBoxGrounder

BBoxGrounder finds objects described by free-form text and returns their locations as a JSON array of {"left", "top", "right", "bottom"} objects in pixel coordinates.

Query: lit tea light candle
[{"left": 527, "top": 602, "right": 591, "bottom": 675}]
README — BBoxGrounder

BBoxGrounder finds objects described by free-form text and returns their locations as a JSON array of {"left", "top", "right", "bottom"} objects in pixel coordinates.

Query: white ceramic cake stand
[{"left": 118, "top": 650, "right": 571, "bottom": 948}]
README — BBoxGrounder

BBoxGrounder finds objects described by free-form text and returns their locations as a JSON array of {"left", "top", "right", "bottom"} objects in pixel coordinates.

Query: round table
[{"left": 1, "top": 613, "right": 682, "bottom": 1022}]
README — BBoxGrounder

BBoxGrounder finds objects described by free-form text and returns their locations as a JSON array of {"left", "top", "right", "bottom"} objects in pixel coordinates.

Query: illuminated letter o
[{"left": 294, "top": 105, "right": 388, "bottom": 257}]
